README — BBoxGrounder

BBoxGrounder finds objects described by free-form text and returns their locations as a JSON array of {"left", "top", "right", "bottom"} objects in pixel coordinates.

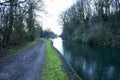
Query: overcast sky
[{"left": 42, "top": 0, "right": 76, "bottom": 35}]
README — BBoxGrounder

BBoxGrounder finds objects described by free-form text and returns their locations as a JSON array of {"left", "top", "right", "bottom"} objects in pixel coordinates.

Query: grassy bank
[
  {"left": 0, "top": 39, "right": 38, "bottom": 57},
  {"left": 41, "top": 39, "right": 68, "bottom": 80}
]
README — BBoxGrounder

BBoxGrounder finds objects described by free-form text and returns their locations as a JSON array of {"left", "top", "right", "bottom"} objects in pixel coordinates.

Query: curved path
[{"left": 0, "top": 40, "right": 46, "bottom": 80}]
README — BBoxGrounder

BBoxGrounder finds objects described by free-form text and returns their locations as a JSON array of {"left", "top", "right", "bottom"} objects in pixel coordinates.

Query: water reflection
[
  {"left": 53, "top": 38, "right": 120, "bottom": 80},
  {"left": 53, "top": 38, "right": 64, "bottom": 55}
]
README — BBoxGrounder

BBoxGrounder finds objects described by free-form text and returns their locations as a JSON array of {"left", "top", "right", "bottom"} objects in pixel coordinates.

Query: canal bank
[
  {"left": 41, "top": 39, "right": 81, "bottom": 80},
  {"left": 51, "top": 40, "right": 81, "bottom": 80}
]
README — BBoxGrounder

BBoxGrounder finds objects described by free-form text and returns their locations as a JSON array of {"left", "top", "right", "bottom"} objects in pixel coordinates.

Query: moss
[
  {"left": 26, "top": 38, "right": 38, "bottom": 47},
  {"left": 8, "top": 49, "right": 16, "bottom": 54},
  {"left": 41, "top": 39, "right": 68, "bottom": 80}
]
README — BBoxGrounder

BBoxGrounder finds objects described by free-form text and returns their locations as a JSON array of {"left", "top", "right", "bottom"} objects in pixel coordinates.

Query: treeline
[
  {"left": 60, "top": 0, "right": 120, "bottom": 47},
  {"left": 0, "top": 0, "right": 45, "bottom": 48}
]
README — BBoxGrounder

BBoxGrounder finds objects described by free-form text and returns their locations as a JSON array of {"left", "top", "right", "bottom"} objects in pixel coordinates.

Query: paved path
[{"left": 0, "top": 40, "right": 46, "bottom": 80}]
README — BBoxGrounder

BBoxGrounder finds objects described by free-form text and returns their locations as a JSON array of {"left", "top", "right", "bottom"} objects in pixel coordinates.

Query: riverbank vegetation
[
  {"left": 41, "top": 39, "right": 68, "bottom": 80},
  {"left": 60, "top": 0, "right": 120, "bottom": 47}
]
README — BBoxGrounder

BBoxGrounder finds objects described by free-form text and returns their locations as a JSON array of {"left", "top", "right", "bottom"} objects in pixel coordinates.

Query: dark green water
[{"left": 53, "top": 38, "right": 120, "bottom": 80}]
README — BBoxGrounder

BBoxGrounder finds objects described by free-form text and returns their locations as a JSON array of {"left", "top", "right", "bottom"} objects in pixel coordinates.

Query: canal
[{"left": 53, "top": 37, "right": 120, "bottom": 80}]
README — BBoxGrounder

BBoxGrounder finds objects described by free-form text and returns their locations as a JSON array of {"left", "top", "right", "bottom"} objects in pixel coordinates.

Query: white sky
[{"left": 42, "top": 0, "right": 76, "bottom": 35}]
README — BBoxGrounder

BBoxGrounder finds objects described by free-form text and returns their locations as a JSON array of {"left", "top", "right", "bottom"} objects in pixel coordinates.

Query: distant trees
[
  {"left": 60, "top": 0, "right": 120, "bottom": 47},
  {"left": 0, "top": 0, "right": 44, "bottom": 48}
]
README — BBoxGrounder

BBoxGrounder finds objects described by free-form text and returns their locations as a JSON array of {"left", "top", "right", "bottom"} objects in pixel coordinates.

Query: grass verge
[
  {"left": 0, "top": 39, "right": 38, "bottom": 57},
  {"left": 41, "top": 39, "right": 68, "bottom": 80}
]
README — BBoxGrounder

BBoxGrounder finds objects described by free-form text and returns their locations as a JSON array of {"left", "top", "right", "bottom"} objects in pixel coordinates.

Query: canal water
[{"left": 52, "top": 37, "right": 120, "bottom": 80}]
